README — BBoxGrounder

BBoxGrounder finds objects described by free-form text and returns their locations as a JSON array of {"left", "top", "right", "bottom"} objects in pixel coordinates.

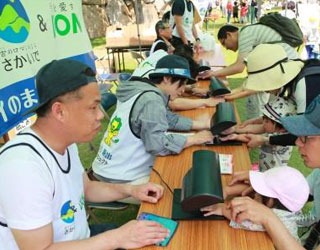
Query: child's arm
[
  {"left": 224, "top": 89, "right": 257, "bottom": 101},
  {"left": 168, "top": 97, "right": 224, "bottom": 111},
  {"left": 235, "top": 124, "right": 265, "bottom": 134},
  {"left": 200, "top": 202, "right": 232, "bottom": 220},
  {"left": 224, "top": 183, "right": 251, "bottom": 198},
  {"left": 220, "top": 133, "right": 250, "bottom": 143}
]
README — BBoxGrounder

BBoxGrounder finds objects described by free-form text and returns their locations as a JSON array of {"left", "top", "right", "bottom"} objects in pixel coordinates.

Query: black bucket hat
[
  {"left": 24, "top": 59, "right": 96, "bottom": 115},
  {"left": 149, "top": 55, "right": 196, "bottom": 84}
]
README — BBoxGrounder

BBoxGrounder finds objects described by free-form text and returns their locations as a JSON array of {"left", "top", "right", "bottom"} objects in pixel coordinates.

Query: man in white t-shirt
[{"left": 0, "top": 59, "right": 167, "bottom": 250}]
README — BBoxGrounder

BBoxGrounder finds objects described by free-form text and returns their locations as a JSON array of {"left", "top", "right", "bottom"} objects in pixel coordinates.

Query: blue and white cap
[
  {"left": 149, "top": 54, "right": 196, "bottom": 84},
  {"left": 281, "top": 94, "right": 320, "bottom": 136},
  {"left": 261, "top": 97, "right": 296, "bottom": 123}
]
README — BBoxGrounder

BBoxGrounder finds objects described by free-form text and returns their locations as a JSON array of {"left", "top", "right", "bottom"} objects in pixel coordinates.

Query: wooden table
[{"left": 137, "top": 79, "right": 275, "bottom": 249}]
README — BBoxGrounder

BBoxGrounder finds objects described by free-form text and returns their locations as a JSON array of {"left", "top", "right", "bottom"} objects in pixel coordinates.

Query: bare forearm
[
  {"left": 176, "top": 24, "right": 188, "bottom": 44},
  {"left": 169, "top": 98, "right": 207, "bottom": 111},
  {"left": 236, "top": 124, "right": 265, "bottom": 134},
  {"left": 84, "top": 179, "right": 131, "bottom": 203},
  {"left": 224, "top": 183, "right": 250, "bottom": 197},
  {"left": 45, "top": 230, "right": 119, "bottom": 250},
  {"left": 212, "top": 62, "right": 245, "bottom": 77},
  {"left": 225, "top": 90, "right": 257, "bottom": 101},
  {"left": 192, "top": 24, "right": 198, "bottom": 40},
  {"left": 184, "top": 135, "right": 203, "bottom": 147},
  {"left": 263, "top": 214, "right": 304, "bottom": 250}
]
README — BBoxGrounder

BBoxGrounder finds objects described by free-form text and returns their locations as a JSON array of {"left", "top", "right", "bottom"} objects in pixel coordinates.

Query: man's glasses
[{"left": 299, "top": 136, "right": 310, "bottom": 144}]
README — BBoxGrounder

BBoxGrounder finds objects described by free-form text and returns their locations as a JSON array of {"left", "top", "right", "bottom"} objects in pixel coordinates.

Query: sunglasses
[{"left": 298, "top": 136, "right": 318, "bottom": 144}]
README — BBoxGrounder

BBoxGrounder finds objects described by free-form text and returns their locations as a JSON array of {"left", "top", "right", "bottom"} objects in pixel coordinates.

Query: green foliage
[{"left": 90, "top": 37, "right": 106, "bottom": 48}]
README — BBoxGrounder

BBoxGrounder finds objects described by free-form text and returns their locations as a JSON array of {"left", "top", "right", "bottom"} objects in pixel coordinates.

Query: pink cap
[{"left": 249, "top": 167, "right": 309, "bottom": 212}]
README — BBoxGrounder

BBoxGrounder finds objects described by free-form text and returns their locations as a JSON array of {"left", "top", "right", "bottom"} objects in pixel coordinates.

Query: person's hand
[
  {"left": 228, "top": 171, "right": 254, "bottom": 196},
  {"left": 191, "top": 87, "right": 209, "bottom": 97},
  {"left": 219, "top": 134, "right": 250, "bottom": 143},
  {"left": 189, "top": 130, "right": 214, "bottom": 145},
  {"left": 229, "top": 197, "right": 273, "bottom": 225},
  {"left": 197, "top": 70, "right": 214, "bottom": 80},
  {"left": 228, "top": 171, "right": 250, "bottom": 186},
  {"left": 245, "top": 134, "right": 268, "bottom": 148},
  {"left": 115, "top": 220, "right": 169, "bottom": 249},
  {"left": 238, "top": 117, "right": 263, "bottom": 129},
  {"left": 168, "top": 44, "right": 175, "bottom": 54},
  {"left": 205, "top": 97, "right": 225, "bottom": 107},
  {"left": 201, "top": 203, "right": 226, "bottom": 217},
  {"left": 223, "top": 93, "right": 235, "bottom": 101},
  {"left": 130, "top": 183, "right": 164, "bottom": 203},
  {"left": 220, "top": 126, "right": 236, "bottom": 135}
]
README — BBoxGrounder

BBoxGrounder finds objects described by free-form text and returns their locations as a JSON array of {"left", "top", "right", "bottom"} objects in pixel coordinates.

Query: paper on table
[{"left": 219, "top": 154, "right": 233, "bottom": 174}]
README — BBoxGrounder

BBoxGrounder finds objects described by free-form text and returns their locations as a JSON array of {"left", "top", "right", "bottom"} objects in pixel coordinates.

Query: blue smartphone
[{"left": 137, "top": 212, "right": 178, "bottom": 247}]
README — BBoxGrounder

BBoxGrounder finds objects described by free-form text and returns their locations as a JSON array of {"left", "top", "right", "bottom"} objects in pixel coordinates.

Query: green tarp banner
[{"left": 0, "top": 0, "right": 94, "bottom": 136}]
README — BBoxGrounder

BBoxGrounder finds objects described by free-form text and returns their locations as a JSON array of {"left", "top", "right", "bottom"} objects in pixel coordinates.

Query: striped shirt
[{"left": 239, "top": 24, "right": 300, "bottom": 59}]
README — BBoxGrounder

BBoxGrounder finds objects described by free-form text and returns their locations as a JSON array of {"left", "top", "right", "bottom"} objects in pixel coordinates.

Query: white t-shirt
[{"left": 0, "top": 128, "right": 89, "bottom": 249}]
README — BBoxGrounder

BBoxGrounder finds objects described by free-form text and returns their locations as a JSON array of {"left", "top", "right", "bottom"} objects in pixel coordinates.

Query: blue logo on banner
[{"left": 0, "top": 0, "right": 31, "bottom": 43}]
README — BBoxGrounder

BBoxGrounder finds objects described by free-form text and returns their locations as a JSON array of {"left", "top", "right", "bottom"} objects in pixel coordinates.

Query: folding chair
[{"left": 91, "top": 51, "right": 120, "bottom": 88}]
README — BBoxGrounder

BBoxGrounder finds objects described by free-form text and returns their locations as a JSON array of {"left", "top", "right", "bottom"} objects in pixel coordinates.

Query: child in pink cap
[{"left": 201, "top": 166, "right": 309, "bottom": 241}]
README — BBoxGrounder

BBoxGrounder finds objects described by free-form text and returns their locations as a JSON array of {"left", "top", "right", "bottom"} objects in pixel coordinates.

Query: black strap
[
  {"left": 19, "top": 132, "right": 71, "bottom": 174},
  {"left": 0, "top": 221, "right": 7, "bottom": 227},
  {"left": 304, "top": 220, "right": 320, "bottom": 250},
  {"left": 248, "top": 58, "right": 288, "bottom": 74},
  {"left": 295, "top": 65, "right": 320, "bottom": 84},
  {"left": 128, "top": 90, "right": 163, "bottom": 138}
]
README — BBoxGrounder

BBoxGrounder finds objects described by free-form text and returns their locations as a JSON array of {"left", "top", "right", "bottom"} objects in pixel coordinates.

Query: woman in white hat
[{"left": 239, "top": 43, "right": 320, "bottom": 148}]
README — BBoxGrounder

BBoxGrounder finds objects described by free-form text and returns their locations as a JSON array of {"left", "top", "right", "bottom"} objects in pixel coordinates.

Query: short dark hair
[
  {"left": 162, "top": 11, "right": 170, "bottom": 23},
  {"left": 173, "top": 45, "right": 199, "bottom": 78},
  {"left": 151, "top": 76, "right": 187, "bottom": 87},
  {"left": 155, "top": 20, "right": 167, "bottom": 37},
  {"left": 218, "top": 25, "right": 239, "bottom": 40},
  {"left": 35, "top": 67, "right": 96, "bottom": 117},
  {"left": 262, "top": 115, "right": 284, "bottom": 130}
]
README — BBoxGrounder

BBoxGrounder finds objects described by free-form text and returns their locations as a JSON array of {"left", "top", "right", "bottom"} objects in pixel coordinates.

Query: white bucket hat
[
  {"left": 243, "top": 44, "right": 304, "bottom": 91},
  {"left": 261, "top": 97, "right": 296, "bottom": 123}
]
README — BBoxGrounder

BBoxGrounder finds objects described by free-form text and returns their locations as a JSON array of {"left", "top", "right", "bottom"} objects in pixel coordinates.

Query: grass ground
[{"left": 84, "top": 13, "right": 311, "bottom": 225}]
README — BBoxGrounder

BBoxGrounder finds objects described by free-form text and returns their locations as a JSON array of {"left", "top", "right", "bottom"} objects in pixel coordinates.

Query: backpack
[
  {"left": 245, "top": 12, "right": 304, "bottom": 48},
  {"left": 294, "top": 59, "right": 320, "bottom": 107},
  {"left": 295, "top": 59, "right": 320, "bottom": 84}
]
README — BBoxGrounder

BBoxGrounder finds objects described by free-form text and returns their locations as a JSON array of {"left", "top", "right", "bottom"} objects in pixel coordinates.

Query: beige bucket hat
[{"left": 243, "top": 44, "right": 304, "bottom": 91}]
